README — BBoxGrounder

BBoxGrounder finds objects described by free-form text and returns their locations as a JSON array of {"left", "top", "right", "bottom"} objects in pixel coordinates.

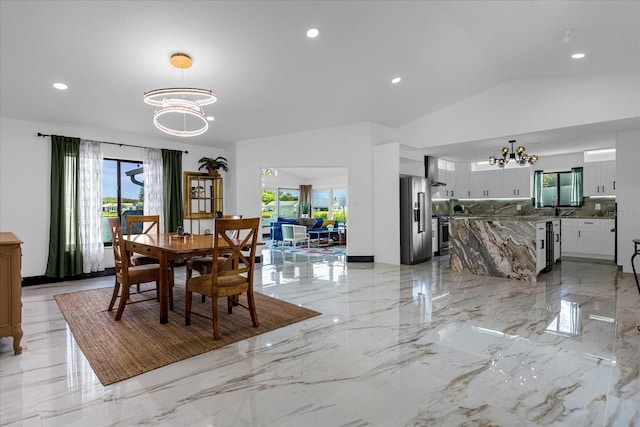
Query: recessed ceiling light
[
  {"left": 391, "top": 77, "right": 402, "bottom": 84},
  {"left": 571, "top": 52, "right": 586, "bottom": 59},
  {"left": 206, "top": 116, "right": 215, "bottom": 122},
  {"left": 306, "top": 28, "right": 319, "bottom": 39},
  {"left": 53, "top": 82, "right": 68, "bottom": 90}
]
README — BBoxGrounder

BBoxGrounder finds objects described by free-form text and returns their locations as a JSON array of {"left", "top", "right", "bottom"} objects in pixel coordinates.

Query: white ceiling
[{"left": 1, "top": 1, "right": 639, "bottom": 160}]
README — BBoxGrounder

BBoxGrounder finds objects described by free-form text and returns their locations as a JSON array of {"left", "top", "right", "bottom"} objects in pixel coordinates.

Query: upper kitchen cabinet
[
  {"left": 469, "top": 169, "right": 504, "bottom": 198},
  {"left": 584, "top": 161, "right": 616, "bottom": 196},
  {"left": 433, "top": 159, "right": 457, "bottom": 198},
  {"left": 502, "top": 167, "right": 531, "bottom": 198},
  {"left": 454, "top": 162, "right": 471, "bottom": 198}
]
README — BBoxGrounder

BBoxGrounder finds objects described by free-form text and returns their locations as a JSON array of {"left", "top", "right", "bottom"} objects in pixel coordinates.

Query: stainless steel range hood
[{"left": 424, "top": 156, "right": 446, "bottom": 186}]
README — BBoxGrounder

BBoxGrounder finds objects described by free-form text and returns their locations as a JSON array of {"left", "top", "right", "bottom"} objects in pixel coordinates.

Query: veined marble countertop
[
  {"left": 452, "top": 216, "right": 559, "bottom": 221},
  {"left": 450, "top": 218, "right": 539, "bottom": 281},
  {"left": 451, "top": 215, "right": 611, "bottom": 220}
]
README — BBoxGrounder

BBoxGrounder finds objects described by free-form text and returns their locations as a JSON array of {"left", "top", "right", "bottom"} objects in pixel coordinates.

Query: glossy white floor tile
[{"left": 1, "top": 254, "right": 638, "bottom": 426}]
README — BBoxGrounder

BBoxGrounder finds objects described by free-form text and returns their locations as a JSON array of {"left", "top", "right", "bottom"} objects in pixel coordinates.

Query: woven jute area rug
[{"left": 53, "top": 286, "right": 321, "bottom": 385}]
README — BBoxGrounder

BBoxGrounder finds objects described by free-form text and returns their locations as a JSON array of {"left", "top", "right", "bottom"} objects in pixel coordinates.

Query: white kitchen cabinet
[
  {"left": 431, "top": 218, "right": 438, "bottom": 256},
  {"left": 433, "top": 159, "right": 456, "bottom": 198},
  {"left": 561, "top": 219, "right": 578, "bottom": 254},
  {"left": 469, "top": 172, "right": 485, "bottom": 198},
  {"left": 561, "top": 218, "right": 615, "bottom": 260},
  {"left": 536, "top": 222, "right": 547, "bottom": 274},
  {"left": 469, "top": 170, "right": 504, "bottom": 198},
  {"left": 503, "top": 167, "right": 531, "bottom": 198},
  {"left": 599, "top": 219, "right": 615, "bottom": 257},
  {"left": 584, "top": 161, "right": 616, "bottom": 196},
  {"left": 455, "top": 162, "right": 471, "bottom": 198},
  {"left": 577, "top": 220, "right": 600, "bottom": 254},
  {"left": 553, "top": 219, "right": 561, "bottom": 262}
]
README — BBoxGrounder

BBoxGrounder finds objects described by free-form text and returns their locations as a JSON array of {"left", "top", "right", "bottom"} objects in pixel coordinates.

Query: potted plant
[
  {"left": 299, "top": 202, "right": 310, "bottom": 218},
  {"left": 198, "top": 156, "right": 229, "bottom": 177}
]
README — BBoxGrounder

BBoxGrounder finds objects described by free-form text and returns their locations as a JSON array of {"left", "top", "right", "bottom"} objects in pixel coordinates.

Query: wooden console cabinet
[{"left": 0, "top": 232, "right": 23, "bottom": 354}]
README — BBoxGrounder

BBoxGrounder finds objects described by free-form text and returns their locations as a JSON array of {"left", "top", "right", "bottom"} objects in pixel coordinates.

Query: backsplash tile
[{"left": 433, "top": 197, "right": 616, "bottom": 218}]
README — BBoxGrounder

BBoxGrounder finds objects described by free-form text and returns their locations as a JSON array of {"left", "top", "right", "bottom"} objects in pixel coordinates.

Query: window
[
  {"left": 332, "top": 188, "right": 348, "bottom": 223},
  {"left": 584, "top": 148, "right": 615, "bottom": 163},
  {"left": 262, "top": 187, "right": 348, "bottom": 223},
  {"left": 261, "top": 189, "right": 277, "bottom": 228},
  {"left": 312, "top": 190, "right": 330, "bottom": 219},
  {"left": 533, "top": 168, "right": 583, "bottom": 207},
  {"left": 102, "top": 159, "right": 145, "bottom": 242},
  {"left": 278, "top": 188, "right": 299, "bottom": 218},
  {"left": 311, "top": 188, "right": 348, "bottom": 223}
]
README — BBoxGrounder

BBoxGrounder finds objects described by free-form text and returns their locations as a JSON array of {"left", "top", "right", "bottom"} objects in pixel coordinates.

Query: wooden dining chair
[
  {"left": 125, "top": 215, "right": 160, "bottom": 266},
  {"left": 107, "top": 217, "right": 173, "bottom": 320},
  {"left": 186, "top": 215, "right": 243, "bottom": 284},
  {"left": 125, "top": 214, "right": 176, "bottom": 295},
  {"left": 185, "top": 217, "right": 260, "bottom": 340}
]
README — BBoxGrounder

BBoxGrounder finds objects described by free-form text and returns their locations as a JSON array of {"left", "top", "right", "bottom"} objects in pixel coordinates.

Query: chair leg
[
  {"left": 185, "top": 288, "right": 193, "bottom": 326},
  {"left": 186, "top": 263, "right": 193, "bottom": 281},
  {"left": 212, "top": 295, "right": 220, "bottom": 340},
  {"left": 108, "top": 280, "right": 120, "bottom": 311},
  {"left": 247, "top": 290, "right": 259, "bottom": 327},
  {"left": 227, "top": 296, "right": 233, "bottom": 314},
  {"left": 168, "top": 263, "right": 175, "bottom": 311},
  {"left": 115, "top": 284, "right": 130, "bottom": 321}
]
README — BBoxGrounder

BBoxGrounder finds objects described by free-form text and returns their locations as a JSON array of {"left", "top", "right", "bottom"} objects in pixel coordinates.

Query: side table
[{"left": 308, "top": 229, "right": 331, "bottom": 248}]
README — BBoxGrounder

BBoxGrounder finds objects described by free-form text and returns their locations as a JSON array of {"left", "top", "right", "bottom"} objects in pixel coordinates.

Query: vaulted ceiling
[{"left": 1, "top": 1, "right": 639, "bottom": 160}]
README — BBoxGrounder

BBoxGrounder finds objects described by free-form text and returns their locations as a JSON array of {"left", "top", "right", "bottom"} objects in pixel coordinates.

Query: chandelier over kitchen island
[{"left": 489, "top": 140, "right": 538, "bottom": 168}]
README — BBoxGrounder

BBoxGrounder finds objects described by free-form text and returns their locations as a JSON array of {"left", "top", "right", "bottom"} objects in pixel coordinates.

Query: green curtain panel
[
  {"left": 162, "top": 149, "right": 183, "bottom": 233},
  {"left": 45, "top": 135, "right": 83, "bottom": 278},
  {"left": 532, "top": 170, "right": 544, "bottom": 208},
  {"left": 570, "top": 167, "right": 584, "bottom": 207}
]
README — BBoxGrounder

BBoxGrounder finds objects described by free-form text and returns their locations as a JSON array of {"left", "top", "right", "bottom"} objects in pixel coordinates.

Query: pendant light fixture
[
  {"left": 144, "top": 53, "right": 217, "bottom": 137},
  {"left": 489, "top": 140, "right": 538, "bottom": 168}
]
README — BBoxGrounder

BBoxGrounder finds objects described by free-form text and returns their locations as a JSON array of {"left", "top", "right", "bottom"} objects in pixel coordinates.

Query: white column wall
[
  {"left": 0, "top": 117, "right": 227, "bottom": 276},
  {"left": 373, "top": 142, "right": 400, "bottom": 265},
  {"left": 234, "top": 123, "right": 374, "bottom": 258},
  {"left": 616, "top": 130, "right": 640, "bottom": 273}
]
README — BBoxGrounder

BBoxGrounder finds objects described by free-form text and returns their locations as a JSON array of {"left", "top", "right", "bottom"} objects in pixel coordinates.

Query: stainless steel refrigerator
[{"left": 400, "top": 176, "right": 432, "bottom": 264}]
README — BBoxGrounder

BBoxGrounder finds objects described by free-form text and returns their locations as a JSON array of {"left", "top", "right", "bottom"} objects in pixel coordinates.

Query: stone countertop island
[{"left": 450, "top": 218, "right": 541, "bottom": 281}]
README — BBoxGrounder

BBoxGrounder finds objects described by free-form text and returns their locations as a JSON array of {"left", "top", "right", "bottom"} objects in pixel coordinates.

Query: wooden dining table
[{"left": 122, "top": 233, "right": 218, "bottom": 324}]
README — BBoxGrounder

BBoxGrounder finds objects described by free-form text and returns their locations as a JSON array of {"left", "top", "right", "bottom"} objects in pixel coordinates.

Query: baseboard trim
[
  {"left": 22, "top": 267, "right": 116, "bottom": 287},
  {"left": 347, "top": 255, "right": 374, "bottom": 263}
]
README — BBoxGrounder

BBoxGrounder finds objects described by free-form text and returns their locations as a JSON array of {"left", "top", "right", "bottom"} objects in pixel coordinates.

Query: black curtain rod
[{"left": 36, "top": 132, "right": 189, "bottom": 154}]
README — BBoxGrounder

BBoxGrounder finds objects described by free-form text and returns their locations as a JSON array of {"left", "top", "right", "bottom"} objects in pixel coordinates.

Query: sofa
[{"left": 270, "top": 217, "right": 340, "bottom": 243}]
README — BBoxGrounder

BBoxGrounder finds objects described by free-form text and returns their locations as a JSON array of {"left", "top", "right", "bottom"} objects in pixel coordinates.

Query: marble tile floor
[{"left": 1, "top": 253, "right": 638, "bottom": 427}]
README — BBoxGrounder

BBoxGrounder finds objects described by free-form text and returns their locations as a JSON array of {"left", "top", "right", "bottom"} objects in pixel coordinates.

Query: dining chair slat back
[
  {"left": 187, "top": 215, "right": 243, "bottom": 278},
  {"left": 126, "top": 215, "right": 160, "bottom": 236},
  {"left": 125, "top": 215, "right": 162, "bottom": 269}
]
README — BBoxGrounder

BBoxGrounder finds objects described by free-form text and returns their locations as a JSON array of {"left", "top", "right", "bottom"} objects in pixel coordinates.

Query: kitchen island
[{"left": 450, "top": 217, "right": 555, "bottom": 282}]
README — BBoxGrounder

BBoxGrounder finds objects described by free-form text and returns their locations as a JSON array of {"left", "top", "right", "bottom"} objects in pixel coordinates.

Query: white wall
[
  {"left": 616, "top": 130, "right": 640, "bottom": 273},
  {"left": 234, "top": 122, "right": 376, "bottom": 258},
  {"left": 533, "top": 152, "right": 584, "bottom": 172},
  {"left": 0, "top": 117, "right": 227, "bottom": 277},
  {"left": 373, "top": 143, "right": 400, "bottom": 264},
  {"left": 260, "top": 168, "right": 347, "bottom": 190},
  {"left": 395, "top": 72, "right": 640, "bottom": 148}
]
